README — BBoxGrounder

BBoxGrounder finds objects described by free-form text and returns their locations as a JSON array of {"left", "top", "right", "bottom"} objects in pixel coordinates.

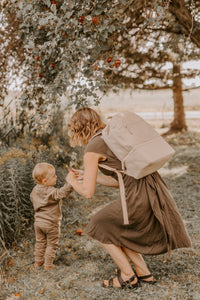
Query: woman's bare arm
[
  {"left": 96, "top": 174, "right": 119, "bottom": 188},
  {"left": 71, "top": 168, "right": 119, "bottom": 188}
]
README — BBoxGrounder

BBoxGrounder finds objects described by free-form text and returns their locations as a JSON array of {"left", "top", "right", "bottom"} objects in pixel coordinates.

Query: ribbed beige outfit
[
  {"left": 84, "top": 135, "right": 192, "bottom": 255},
  {"left": 30, "top": 183, "right": 73, "bottom": 268}
]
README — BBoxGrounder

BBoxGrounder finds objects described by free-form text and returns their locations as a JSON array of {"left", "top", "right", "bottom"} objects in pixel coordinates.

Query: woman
[{"left": 66, "top": 107, "right": 191, "bottom": 289}]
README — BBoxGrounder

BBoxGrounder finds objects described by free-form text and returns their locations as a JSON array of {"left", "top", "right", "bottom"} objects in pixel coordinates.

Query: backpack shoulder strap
[
  {"left": 100, "top": 164, "right": 129, "bottom": 225},
  {"left": 90, "top": 131, "right": 129, "bottom": 224}
]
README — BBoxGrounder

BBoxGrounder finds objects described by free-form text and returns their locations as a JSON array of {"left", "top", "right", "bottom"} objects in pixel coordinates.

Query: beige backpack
[
  {"left": 101, "top": 111, "right": 175, "bottom": 179},
  {"left": 99, "top": 112, "right": 175, "bottom": 224}
]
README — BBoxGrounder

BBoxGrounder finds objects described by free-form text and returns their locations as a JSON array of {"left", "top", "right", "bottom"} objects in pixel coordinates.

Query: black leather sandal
[
  {"left": 102, "top": 272, "right": 140, "bottom": 289},
  {"left": 136, "top": 273, "right": 157, "bottom": 285}
]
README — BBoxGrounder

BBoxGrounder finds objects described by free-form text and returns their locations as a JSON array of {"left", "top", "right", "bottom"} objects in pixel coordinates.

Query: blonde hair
[
  {"left": 32, "top": 162, "right": 55, "bottom": 184},
  {"left": 67, "top": 107, "right": 106, "bottom": 146}
]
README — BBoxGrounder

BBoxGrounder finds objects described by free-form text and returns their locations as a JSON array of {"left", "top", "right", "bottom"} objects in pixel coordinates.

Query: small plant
[{"left": 0, "top": 150, "right": 34, "bottom": 249}]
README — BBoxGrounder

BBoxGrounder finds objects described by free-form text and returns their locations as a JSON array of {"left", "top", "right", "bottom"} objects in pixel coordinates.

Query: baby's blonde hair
[
  {"left": 67, "top": 107, "right": 106, "bottom": 146},
  {"left": 32, "top": 162, "right": 54, "bottom": 184}
]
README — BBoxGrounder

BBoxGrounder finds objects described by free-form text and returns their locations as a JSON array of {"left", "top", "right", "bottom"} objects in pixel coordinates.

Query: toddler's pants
[{"left": 34, "top": 222, "right": 60, "bottom": 268}]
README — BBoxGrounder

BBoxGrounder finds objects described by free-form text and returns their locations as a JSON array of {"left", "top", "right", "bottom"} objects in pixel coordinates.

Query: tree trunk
[{"left": 170, "top": 63, "right": 187, "bottom": 131}]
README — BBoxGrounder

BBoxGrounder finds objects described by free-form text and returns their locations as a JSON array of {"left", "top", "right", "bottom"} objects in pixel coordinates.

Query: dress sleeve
[
  {"left": 84, "top": 135, "right": 118, "bottom": 179},
  {"left": 84, "top": 135, "right": 107, "bottom": 156}
]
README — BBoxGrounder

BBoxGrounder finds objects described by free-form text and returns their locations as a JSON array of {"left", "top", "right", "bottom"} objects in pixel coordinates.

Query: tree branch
[{"left": 169, "top": 0, "right": 200, "bottom": 48}]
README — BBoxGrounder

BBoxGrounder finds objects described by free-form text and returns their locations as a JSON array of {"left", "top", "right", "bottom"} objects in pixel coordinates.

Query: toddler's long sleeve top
[{"left": 30, "top": 183, "right": 73, "bottom": 226}]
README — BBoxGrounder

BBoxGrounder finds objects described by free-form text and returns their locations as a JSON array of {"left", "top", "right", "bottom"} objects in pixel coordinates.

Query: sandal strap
[
  {"left": 118, "top": 272, "right": 137, "bottom": 286},
  {"left": 125, "top": 274, "right": 136, "bottom": 283},
  {"left": 103, "top": 272, "right": 140, "bottom": 289},
  {"left": 108, "top": 278, "right": 113, "bottom": 287},
  {"left": 117, "top": 273, "right": 126, "bottom": 287},
  {"left": 137, "top": 273, "right": 153, "bottom": 280}
]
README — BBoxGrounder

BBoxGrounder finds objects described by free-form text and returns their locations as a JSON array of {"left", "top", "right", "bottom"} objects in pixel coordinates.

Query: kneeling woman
[{"left": 66, "top": 107, "right": 191, "bottom": 289}]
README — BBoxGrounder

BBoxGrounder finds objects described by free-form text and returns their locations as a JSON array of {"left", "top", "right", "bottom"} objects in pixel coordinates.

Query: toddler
[{"left": 30, "top": 162, "right": 73, "bottom": 270}]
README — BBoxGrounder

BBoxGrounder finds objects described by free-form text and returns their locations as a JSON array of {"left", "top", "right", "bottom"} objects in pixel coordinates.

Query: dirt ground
[{"left": 0, "top": 119, "right": 200, "bottom": 300}]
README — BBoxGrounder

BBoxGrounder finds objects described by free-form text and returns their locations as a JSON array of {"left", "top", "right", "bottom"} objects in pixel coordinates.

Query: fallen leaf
[
  {"left": 14, "top": 293, "right": 21, "bottom": 297},
  {"left": 24, "top": 242, "right": 29, "bottom": 247},
  {"left": 38, "top": 287, "right": 44, "bottom": 294},
  {"left": 8, "top": 260, "right": 13, "bottom": 266},
  {"left": 162, "top": 259, "right": 167, "bottom": 263}
]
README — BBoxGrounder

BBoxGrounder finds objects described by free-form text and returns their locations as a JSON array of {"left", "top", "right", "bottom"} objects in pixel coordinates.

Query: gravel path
[{"left": 0, "top": 127, "right": 200, "bottom": 300}]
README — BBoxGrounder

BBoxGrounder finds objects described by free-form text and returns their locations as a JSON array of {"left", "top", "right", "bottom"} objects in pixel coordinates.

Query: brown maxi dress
[{"left": 84, "top": 134, "right": 192, "bottom": 255}]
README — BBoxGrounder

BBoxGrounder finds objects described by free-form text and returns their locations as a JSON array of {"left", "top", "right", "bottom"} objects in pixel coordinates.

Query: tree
[
  {"left": 1, "top": 0, "right": 200, "bottom": 132},
  {"left": 105, "top": 33, "right": 200, "bottom": 131},
  {"left": 101, "top": 1, "right": 200, "bottom": 131}
]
